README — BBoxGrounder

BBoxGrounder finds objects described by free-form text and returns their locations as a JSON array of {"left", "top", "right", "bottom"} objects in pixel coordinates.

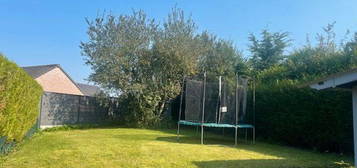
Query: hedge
[
  {"left": 254, "top": 81, "right": 353, "bottom": 153},
  {"left": 0, "top": 54, "right": 43, "bottom": 142}
]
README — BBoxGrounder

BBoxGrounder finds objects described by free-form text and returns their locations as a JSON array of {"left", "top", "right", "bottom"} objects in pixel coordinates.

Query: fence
[
  {"left": 1, "top": 92, "right": 118, "bottom": 154},
  {"left": 39, "top": 92, "right": 110, "bottom": 128}
]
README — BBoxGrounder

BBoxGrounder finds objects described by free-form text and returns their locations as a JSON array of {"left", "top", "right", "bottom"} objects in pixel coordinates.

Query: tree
[
  {"left": 284, "top": 24, "right": 350, "bottom": 81},
  {"left": 344, "top": 32, "right": 357, "bottom": 66},
  {"left": 249, "top": 30, "right": 290, "bottom": 72},
  {"left": 81, "top": 8, "right": 207, "bottom": 127},
  {"left": 150, "top": 7, "right": 205, "bottom": 119},
  {"left": 197, "top": 32, "right": 246, "bottom": 78},
  {"left": 80, "top": 10, "right": 158, "bottom": 96},
  {"left": 255, "top": 23, "right": 357, "bottom": 83}
]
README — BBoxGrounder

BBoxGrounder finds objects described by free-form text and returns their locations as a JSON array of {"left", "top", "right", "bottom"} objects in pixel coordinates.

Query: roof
[
  {"left": 22, "top": 64, "right": 83, "bottom": 93},
  {"left": 307, "top": 67, "right": 357, "bottom": 90},
  {"left": 77, "top": 83, "right": 101, "bottom": 97},
  {"left": 22, "top": 64, "right": 59, "bottom": 79}
]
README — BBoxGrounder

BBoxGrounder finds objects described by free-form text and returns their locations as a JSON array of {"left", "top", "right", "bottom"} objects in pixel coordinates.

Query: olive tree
[
  {"left": 81, "top": 8, "right": 206, "bottom": 127},
  {"left": 198, "top": 32, "right": 246, "bottom": 78}
]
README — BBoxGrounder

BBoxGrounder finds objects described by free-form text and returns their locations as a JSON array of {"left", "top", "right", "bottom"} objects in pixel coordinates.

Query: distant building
[
  {"left": 22, "top": 64, "right": 100, "bottom": 96},
  {"left": 77, "top": 83, "right": 101, "bottom": 97}
]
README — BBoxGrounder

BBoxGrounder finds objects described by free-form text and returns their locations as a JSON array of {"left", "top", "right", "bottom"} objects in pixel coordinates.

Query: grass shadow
[
  {"left": 156, "top": 135, "right": 244, "bottom": 146},
  {"left": 41, "top": 122, "right": 127, "bottom": 132},
  {"left": 155, "top": 128, "right": 354, "bottom": 167},
  {"left": 193, "top": 159, "right": 352, "bottom": 168},
  {"left": 155, "top": 126, "right": 254, "bottom": 146}
]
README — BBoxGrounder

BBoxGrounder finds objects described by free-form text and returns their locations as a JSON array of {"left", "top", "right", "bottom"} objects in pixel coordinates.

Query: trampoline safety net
[
  {"left": 183, "top": 76, "right": 250, "bottom": 125},
  {"left": 184, "top": 80, "right": 204, "bottom": 122}
]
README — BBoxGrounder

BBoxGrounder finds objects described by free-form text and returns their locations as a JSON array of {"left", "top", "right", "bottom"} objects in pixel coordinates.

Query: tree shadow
[
  {"left": 192, "top": 159, "right": 352, "bottom": 168},
  {"left": 41, "top": 122, "right": 128, "bottom": 132},
  {"left": 156, "top": 135, "right": 240, "bottom": 146},
  {"left": 155, "top": 128, "right": 354, "bottom": 168},
  {"left": 156, "top": 127, "right": 253, "bottom": 146}
]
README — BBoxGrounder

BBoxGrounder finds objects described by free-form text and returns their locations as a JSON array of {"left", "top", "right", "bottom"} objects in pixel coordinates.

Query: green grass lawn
[{"left": 0, "top": 127, "right": 354, "bottom": 168}]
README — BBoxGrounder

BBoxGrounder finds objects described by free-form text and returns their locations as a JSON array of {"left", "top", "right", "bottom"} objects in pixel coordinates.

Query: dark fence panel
[{"left": 40, "top": 92, "right": 108, "bottom": 127}]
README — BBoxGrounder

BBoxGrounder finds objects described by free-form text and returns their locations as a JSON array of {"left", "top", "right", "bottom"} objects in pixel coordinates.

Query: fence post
[
  {"left": 77, "top": 96, "right": 80, "bottom": 124},
  {"left": 37, "top": 94, "right": 43, "bottom": 129}
]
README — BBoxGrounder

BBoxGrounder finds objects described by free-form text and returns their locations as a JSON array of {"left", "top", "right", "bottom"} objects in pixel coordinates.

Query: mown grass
[{"left": 0, "top": 127, "right": 353, "bottom": 168}]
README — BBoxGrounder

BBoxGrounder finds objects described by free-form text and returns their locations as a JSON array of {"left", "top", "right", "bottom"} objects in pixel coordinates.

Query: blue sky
[{"left": 1, "top": 0, "right": 357, "bottom": 83}]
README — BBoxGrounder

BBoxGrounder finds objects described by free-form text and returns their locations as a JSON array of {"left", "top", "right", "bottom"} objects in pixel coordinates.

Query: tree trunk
[
  {"left": 157, "top": 96, "right": 167, "bottom": 117},
  {"left": 158, "top": 101, "right": 165, "bottom": 116}
]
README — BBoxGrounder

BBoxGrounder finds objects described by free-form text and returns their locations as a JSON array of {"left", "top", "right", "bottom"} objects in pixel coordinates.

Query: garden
[{"left": 1, "top": 7, "right": 357, "bottom": 168}]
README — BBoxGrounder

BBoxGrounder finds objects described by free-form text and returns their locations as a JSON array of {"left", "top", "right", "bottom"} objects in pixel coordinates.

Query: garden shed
[{"left": 308, "top": 68, "right": 357, "bottom": 167}]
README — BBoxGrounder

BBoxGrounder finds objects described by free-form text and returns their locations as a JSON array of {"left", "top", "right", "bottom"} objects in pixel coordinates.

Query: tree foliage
[
  {"left": 0, "top": 54, "right": 43, "bottom": 141},
  {"left": 198, "top": 32, "right": 245, "bottom": 78},
  {"left": 252, "top": 24, "right": 357, "bottom": 153},
  {"left": 260, "top": 24, "right": 357, "bottom": 83},
  {"left": 81, "top": 10, "right": 158, "bottom": 95},
  {"left": 249, "top": 30, "right": 290, "bottom": 72},
  {"left": 254, "top": 82, "right": 352, "bottom": 153},
  {"left": 81, "top": 8, "right": 244, "bottom": 127}
]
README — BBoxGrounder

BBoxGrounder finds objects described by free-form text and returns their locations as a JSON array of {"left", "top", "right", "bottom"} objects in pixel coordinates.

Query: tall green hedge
[
  {"left": 0, "top": 54, "right": 43, "bottom": 141},
  {"left": 254, "top": 81, "right": 353, "bottom": 153}
]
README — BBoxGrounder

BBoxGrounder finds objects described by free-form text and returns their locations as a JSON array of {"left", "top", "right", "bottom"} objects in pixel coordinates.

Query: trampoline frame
[{"left": 177, "top": 73, "right": 256, "bottom": 145}]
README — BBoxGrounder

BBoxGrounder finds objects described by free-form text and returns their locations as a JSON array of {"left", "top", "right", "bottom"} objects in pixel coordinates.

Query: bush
[
  {"left": 254, "top": 81, "right": 353, "bottom": 153},
  {"left": 117, "top": 92, "right": 162, "bottom": 128},
  {"left": 0, "top": 54, "right": 43, "bottom": 142}
]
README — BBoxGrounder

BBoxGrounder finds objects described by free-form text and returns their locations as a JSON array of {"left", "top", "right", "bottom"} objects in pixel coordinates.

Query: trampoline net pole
[
  {"left": 177, "top": 76, "right": 185, "bottom": 141},
  {"left": 215, "top": 76, "right": 222, "bottom": 124},
  {"left": 201, "top": 73, "right": 206, "bottom": 123},
  {"left": 217, "top": 76, "right": 222, "bottom": 124},
  {"left": 201, "top": 72, "right": 207, "bottom": 145},
  {"left": 235, "top": 127, "right": 238, "bottom": 146},
  {"left": 200, "top": 115, "right": 203, "bottom": 145},
  {"left": 235, "top": 74, "right": 239, "bottom": 126},
  {"left": 253, "top": 79, "right": 256, "bottom": 144},
  {"left": 253, "top": 78, "right": 256, "bottom": 127},
  {"left": 178, "top": 76, "right": 185, "bottom": 122},
  {"left": 235, "top": 74, "right": 239, "bottom": 146},
  {"left": 177, "top": 123, "right": 180, "bottom": 141},
  {"left": 253, "top": 127, "right": 256, "bottom": 144}
]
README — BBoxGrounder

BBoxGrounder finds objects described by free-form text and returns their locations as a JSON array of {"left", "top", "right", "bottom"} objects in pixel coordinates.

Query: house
[
  {"left": 77, "top": 83, "right": 101, "bottom": 97},
  {"left": 22, "top": 64, "right": 104, "bottom": 128},
  {"left": 308, "top": 68, "right": 357, "bottom": 168},
  {"left": 22, "top": 64, "right": 100, "bottom": 96}
]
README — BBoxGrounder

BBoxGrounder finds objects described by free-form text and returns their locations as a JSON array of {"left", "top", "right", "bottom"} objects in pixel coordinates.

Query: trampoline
[{"left": 177, "top": 73, "right": 255, "bottom": 145}]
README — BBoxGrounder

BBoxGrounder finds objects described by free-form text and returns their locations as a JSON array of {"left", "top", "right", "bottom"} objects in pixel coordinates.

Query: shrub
[
  {"left": 253, "top": 81, "right": 353, "bottom": 153},
  {"left": 0, "top": 54, "right": 43, "bottom": 142},
  {"left": 117, "top": 92, "right": 162, "bottom": 128}
]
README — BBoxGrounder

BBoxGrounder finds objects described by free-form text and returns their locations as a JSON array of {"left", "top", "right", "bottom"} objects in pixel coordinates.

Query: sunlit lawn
[{"left": 0, "top": 127, "right": 353, "bottom": 168}]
